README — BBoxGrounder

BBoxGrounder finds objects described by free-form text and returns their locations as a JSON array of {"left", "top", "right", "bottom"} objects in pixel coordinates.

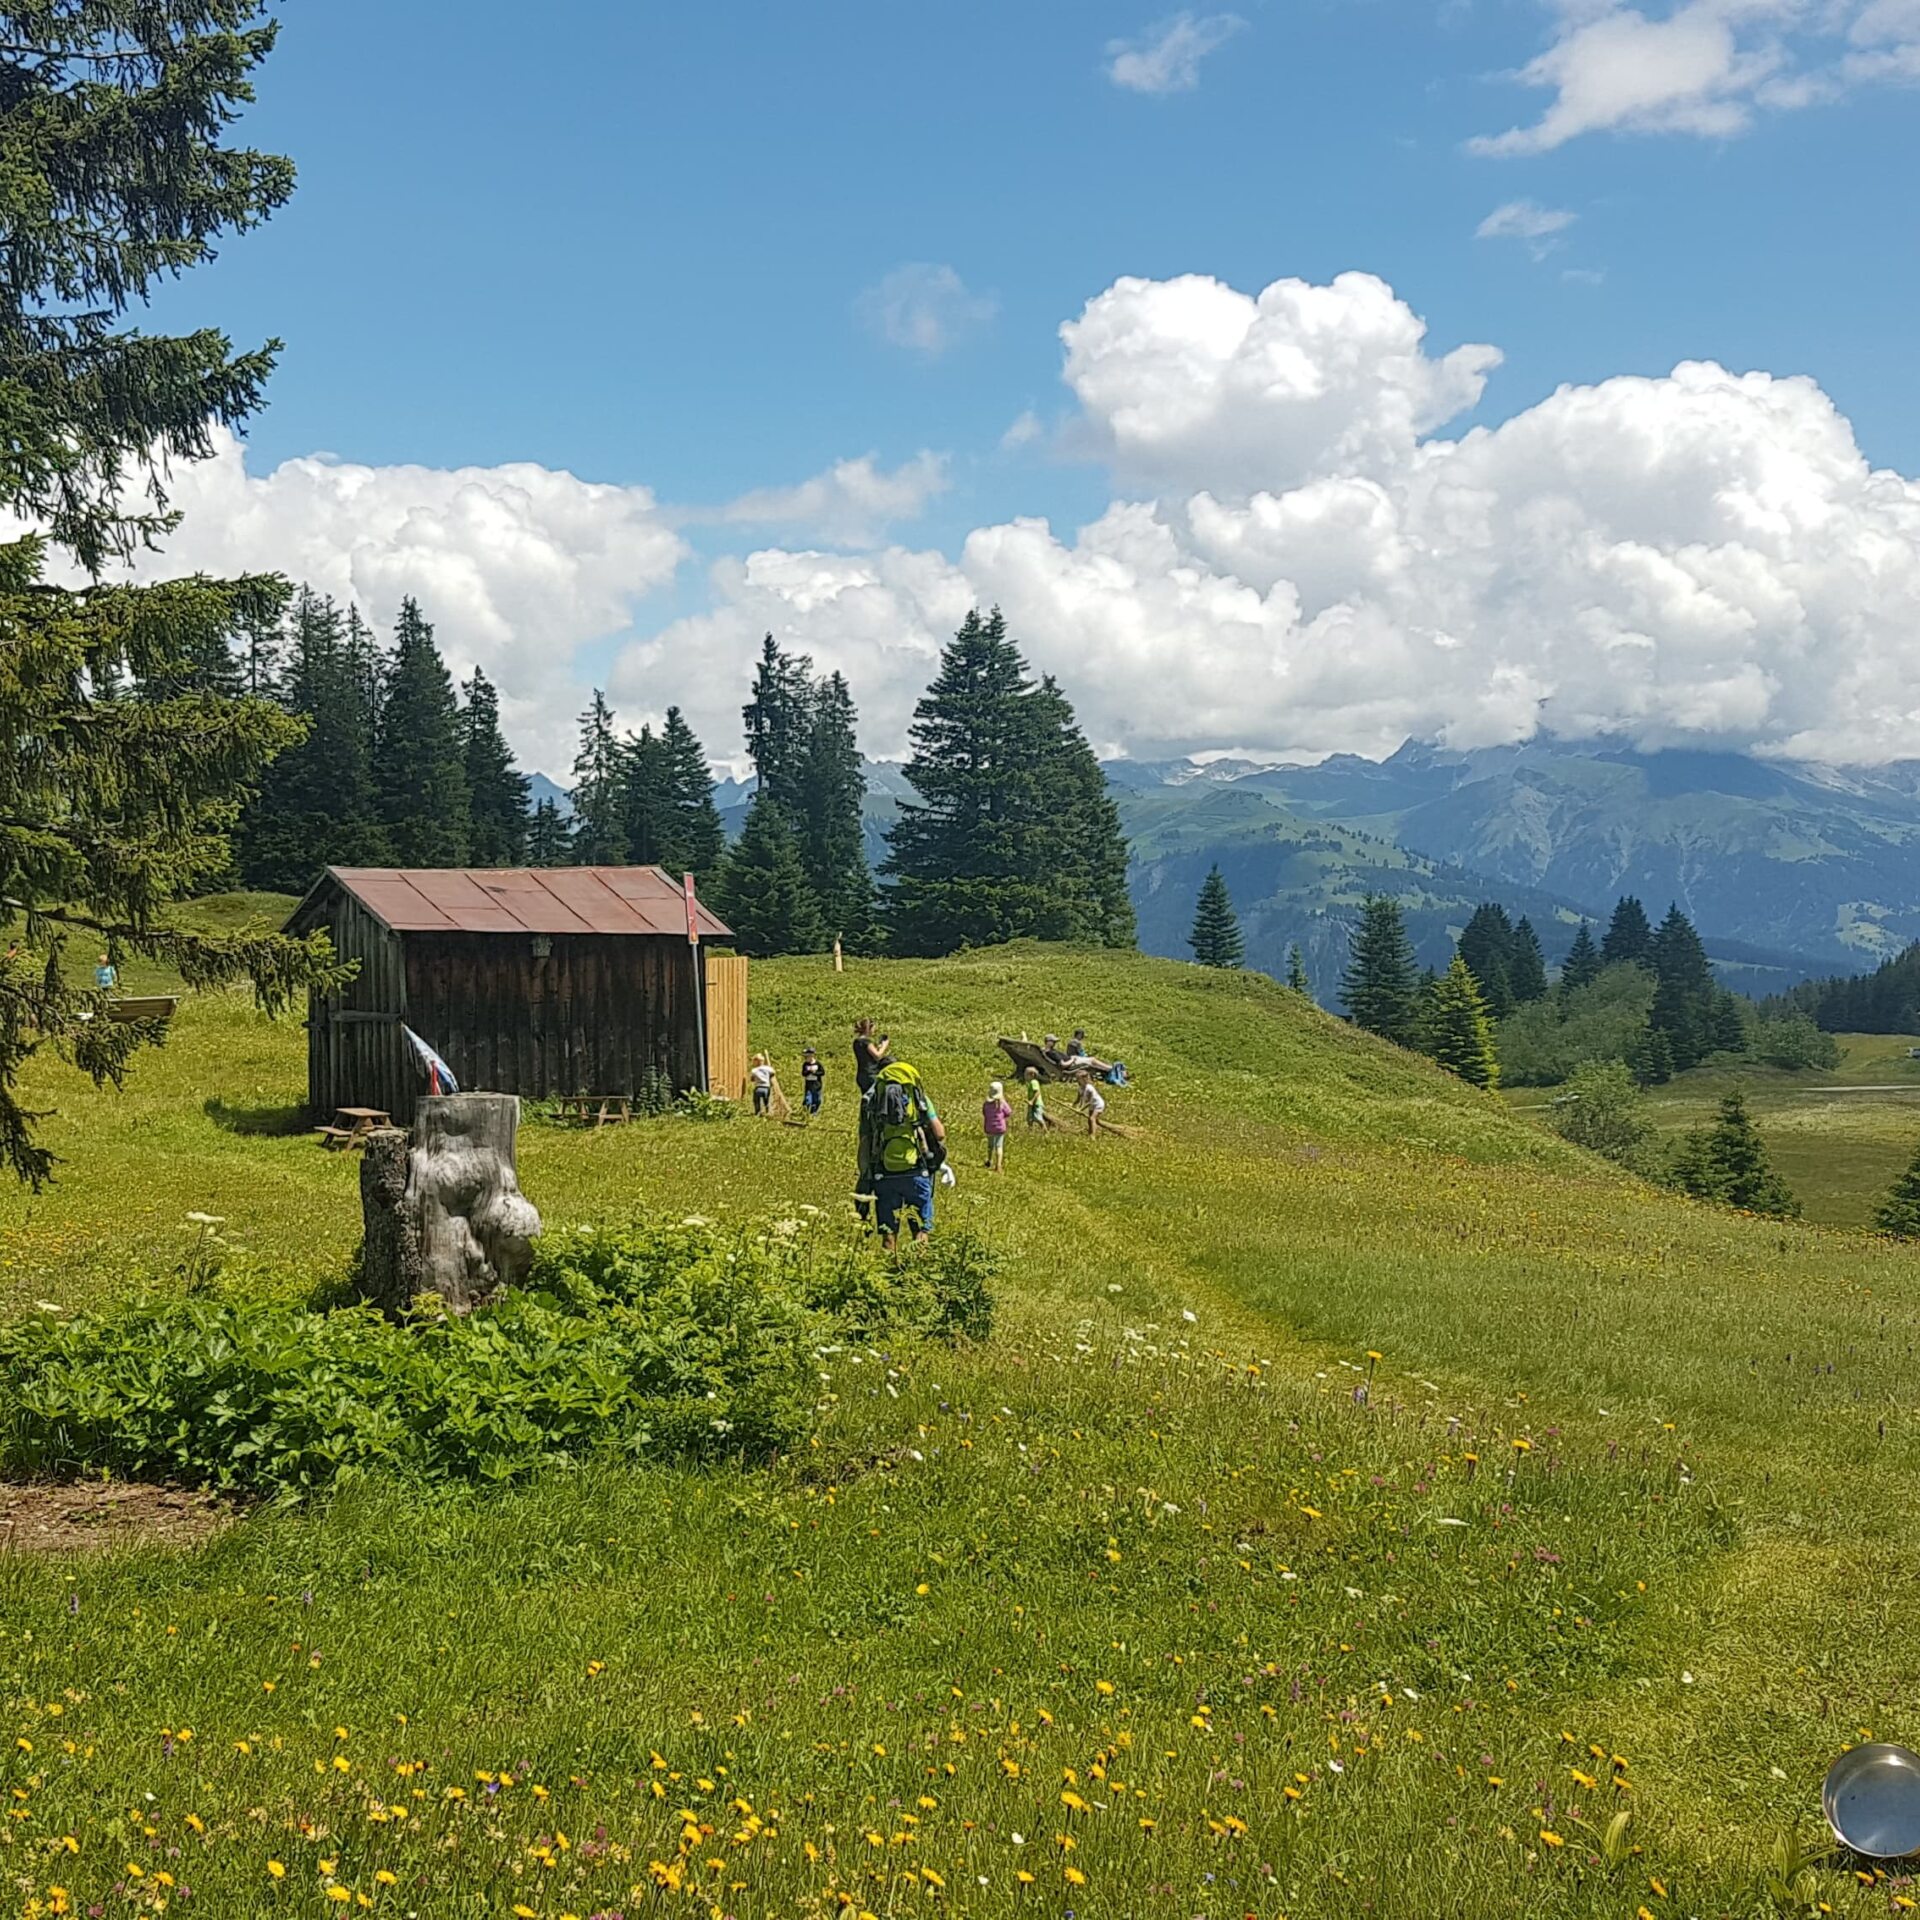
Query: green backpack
[{"left": 868, "top": 1062, "right": 927, "bottom": 1175}]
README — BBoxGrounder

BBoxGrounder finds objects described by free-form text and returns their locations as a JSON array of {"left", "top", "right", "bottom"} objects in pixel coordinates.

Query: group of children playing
[
  {"left": 980, "top": 1065, "right": 1106, "bottom": 1168},
  {"left": 752, "top": 1039, "right": 1108, "bottom": 1173}
]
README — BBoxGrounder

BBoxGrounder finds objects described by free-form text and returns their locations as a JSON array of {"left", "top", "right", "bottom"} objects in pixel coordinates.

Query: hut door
[{"left": 704, "top": 953, "right": 748, "bottom": 1099}]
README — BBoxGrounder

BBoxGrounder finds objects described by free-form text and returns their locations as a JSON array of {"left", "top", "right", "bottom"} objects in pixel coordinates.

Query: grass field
[
  {"left": 1506, "top": 1036, "right": 1920, "bottom": 1229},
  {"left": 2, "top": 914, "right": 1919, "bottom": 1919}
]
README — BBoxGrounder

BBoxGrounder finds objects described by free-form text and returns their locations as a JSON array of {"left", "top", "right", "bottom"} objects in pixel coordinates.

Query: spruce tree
[
  {"left": 1458, "top": 903, "right": 1518, "bottom": 1018},
  {"left": 375, "top": 599, "right": 469, "bottom": 866},
  {"left": 240, "top": 589, "right": 388, "bottom": 891},
  {"left": 343, "top": 606, "right": 385, "bottom": 736},
  {"left": 527, "top": 798, "right": 573, "bottom": 867},
  {"left": 1874, "top": 1142, "right": 1920, "bottom": 1239},
  {"left": 1711, "top": 989, "right": 1749, "bottom": 1054},
  {"left": 0, "top": 2, "right": 345, "bottom": 1184},
  {"left": 568, "top": 690, "right": 626, "bottom": 865},
  {"left": 662, "top": 706, "right": 726, "bottom": 877},
  {"left": 885, "top": 609, "right": 1130, "bottom": 957},
  {"left": 798, "top": 672, "right": 876, "bottom": 948},
  {"left": 1342, "top": 895, "right": 1420, "bottom": 1047},
  {"left": 1602, "top": 896, "right": 1656, "bottom": 968},
  {"left": 1031, "top": 674, "right": 1135, "bottom": 948},
  {"left": 1561, "top": 921, "right": 1602, "bottom": 993},
  {"left": 619, "top": 724, "right": 677, "bottom": 867},
  {"left": 1649, "top": 902, "right": 1718, "bottom": 1070},
  {"left": 1286, "top": 943, "right": 1312, "bottom": 996},
  {"left": 1627, "top": 1025, "right": 1674, "bottom": 1086},
  {"left": 713, "top": 792, "right": 823, "bottom": 956},
  {"left": 1509, "top": 916, "right": 1549, "bottom": 1004},
  {"left": 1669, "top": 1091, "right": 1799, "bottom": 1218},
  {"left": 461, "top": 668, "right": 530, "bottom": 865},
  {"left": 742, "top": 633, "right": 815, "bottom": 821},
  {"left": 1189, "top": 867, "right": 1244, "bottom": 968},
  {"left": 1421, "top": 954, "right": 1500, "bottom": 1088}
]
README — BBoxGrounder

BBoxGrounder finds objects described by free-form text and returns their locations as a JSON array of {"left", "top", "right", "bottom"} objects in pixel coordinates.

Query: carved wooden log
[{"left": 356, "top": 1093, "right": 541, "bottom": 1316}]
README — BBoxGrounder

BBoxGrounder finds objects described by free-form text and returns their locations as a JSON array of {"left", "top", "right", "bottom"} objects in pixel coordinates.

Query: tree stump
[{"left": 356, "top": 1094, "right": 542, "bottom": 1316}]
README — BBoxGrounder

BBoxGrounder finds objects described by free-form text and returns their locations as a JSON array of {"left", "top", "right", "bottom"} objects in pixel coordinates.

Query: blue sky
[{"left": 135, "top": 1, "right": 1920, "bottom": 773}]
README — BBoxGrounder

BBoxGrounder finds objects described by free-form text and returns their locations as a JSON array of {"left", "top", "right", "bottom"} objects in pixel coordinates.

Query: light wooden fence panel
[{"left": 704, "top": 953, "right": 749, "bottom": 1099}]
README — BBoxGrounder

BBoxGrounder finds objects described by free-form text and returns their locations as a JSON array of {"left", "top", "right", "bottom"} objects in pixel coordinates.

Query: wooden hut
[{"left": 284, "top": 867, "right": 738, "bottom": 1123}]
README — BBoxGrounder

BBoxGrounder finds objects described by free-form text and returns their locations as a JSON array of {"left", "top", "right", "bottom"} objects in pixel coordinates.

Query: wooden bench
[{"left": 105, "top": 995, "right": 178, "bottom": 1024}]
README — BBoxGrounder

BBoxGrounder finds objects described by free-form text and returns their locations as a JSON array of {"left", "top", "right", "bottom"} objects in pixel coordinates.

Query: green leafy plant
[{"left": 0, "top": 1211, "right": 996, "bottom": 1499}]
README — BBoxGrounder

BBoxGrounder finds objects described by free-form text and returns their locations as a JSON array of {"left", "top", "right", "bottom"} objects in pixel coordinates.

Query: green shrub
[
  {"left": 1498, "top": 964, "right": 1656, "bottom": 1086},
  {"left": 0, "top": 1213, "right": 996, "bottom": 1498},
  {"left": 1751, "top": 1013, "right": 1842, "bottom": 1071},
  {"left": 1548, "top": 1059, "right": 1658, "bottom": 1173}
]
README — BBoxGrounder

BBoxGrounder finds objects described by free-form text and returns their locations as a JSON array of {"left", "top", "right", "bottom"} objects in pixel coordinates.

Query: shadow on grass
[{"left": 202, "top": 1097, "right": 312, "bottom": 1138}]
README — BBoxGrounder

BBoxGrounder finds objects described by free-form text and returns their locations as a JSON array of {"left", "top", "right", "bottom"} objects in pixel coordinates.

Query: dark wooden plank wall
[
  {"left": 401, "top": 933, "right": 703, "bottom": 1101},
  {"left": 305, "top": 894, "right": 413, "bottom": 1121}
]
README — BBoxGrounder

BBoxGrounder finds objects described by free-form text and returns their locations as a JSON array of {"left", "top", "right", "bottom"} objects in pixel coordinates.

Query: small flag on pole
[{"left": 402, "top": 1025, "right": 460, "bottom": 1095}]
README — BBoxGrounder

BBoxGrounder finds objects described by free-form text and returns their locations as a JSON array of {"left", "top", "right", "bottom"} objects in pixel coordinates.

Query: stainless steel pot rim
[{"left": 1823, "top": 1743, "right": 1920, "bottom": 1860}]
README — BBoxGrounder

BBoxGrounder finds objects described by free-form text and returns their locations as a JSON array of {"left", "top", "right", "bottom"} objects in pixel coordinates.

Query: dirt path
[{"left": 0, "top": 1482, "right": 231, "bottom": 1555}]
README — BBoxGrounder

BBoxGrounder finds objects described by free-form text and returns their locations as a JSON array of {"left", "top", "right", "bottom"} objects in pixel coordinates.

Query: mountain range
[
  {"left": 1116, "top": 741, "right": 1920, "bottom": 982},
  {"left": 532, "top": 738, "right": 1920, "bottom": 996}
]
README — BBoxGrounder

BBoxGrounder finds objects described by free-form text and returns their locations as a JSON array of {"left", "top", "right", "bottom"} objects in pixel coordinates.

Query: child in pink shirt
[{"left": 982, "top": 1079, "right": 1013, "bottom": 1172}]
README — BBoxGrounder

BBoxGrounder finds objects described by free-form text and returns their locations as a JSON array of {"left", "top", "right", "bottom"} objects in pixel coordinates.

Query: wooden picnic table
[
  {"left": 314, "top": 1105, "right": 393, "bottom": 1151},
  {"left": 554, "top": 1093, "right": 634, "bottom": 1129}
]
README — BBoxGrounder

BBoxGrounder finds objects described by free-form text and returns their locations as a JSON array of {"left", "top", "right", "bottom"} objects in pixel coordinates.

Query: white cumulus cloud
[
  {"left": 1059, "top": 270, "right": 1502, "bottom": 494},
  {"left": 1470, "top": 1, "right": 1920, "bottom": 155},
  {"left": 68, "top": 271, "right": 1920, "bottom": 780},
  {"left": 620, "top": 270, "right": 1920, "bottom": 769},
  {"left": 84, "top": 430, "right": 688, "bottom": 772},
  {"left": 1105, "top": 12, "right": 1247, "bottom": 93},
  {"left": 855, "top": 263, "right": 997, "bottom": 357},
  {"left": 703, "top": 452, "right": 949, "bottom": 545}
]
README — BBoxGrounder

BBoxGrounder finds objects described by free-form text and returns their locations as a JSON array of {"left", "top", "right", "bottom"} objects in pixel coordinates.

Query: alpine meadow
[{"left": 7, "top": 6, "right": 1920, "bottom": 1920}]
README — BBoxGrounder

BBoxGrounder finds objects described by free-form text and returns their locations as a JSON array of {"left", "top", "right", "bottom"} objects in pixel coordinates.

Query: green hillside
[{"left": 1, "top": 940, "right": 1917, "bottom": 1918}]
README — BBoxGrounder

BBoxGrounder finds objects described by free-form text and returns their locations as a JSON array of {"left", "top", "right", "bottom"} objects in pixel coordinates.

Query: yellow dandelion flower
[
  {"left": 1539, "top": 1830, "right": 1565, "bottom": 1847},
  {"left": 267, "top": 1861, "right": 285, "bottom": 1879},
  {"left": 1065, "top": 1866, "right": 1087, "bottom": 1886}
]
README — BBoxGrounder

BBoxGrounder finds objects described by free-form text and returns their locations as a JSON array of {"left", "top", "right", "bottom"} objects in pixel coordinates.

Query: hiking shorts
[{"left": 873, "top": 1170, "right": 935, "bottom": 1238}]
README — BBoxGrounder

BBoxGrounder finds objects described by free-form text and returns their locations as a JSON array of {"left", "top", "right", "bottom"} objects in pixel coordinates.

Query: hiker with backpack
[{"left": 861, "top": 1057, "right": 948, "bottom": 1247}]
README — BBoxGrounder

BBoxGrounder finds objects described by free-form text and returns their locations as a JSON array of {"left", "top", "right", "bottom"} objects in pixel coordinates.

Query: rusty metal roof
[{"left": 286, "top": 867, "right": 733, "bottom": 940}]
